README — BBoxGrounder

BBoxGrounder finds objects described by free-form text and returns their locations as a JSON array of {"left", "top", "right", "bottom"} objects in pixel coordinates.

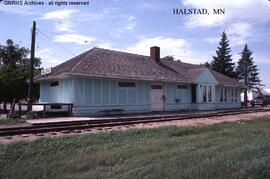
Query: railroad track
[{"left": 1, "top": 108, "right": 270, "bottom": 137}]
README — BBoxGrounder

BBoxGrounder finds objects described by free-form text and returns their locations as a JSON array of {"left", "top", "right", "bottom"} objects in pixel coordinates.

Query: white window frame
[
  {"left": 220, "top": 87, "right": 224, "bottom": 102},
  {"left": 201, "top": 84, "right": 213, "bottom": 103},
  {"left": 230, "top": 88, "right": 238, "bottom": 102},
  {"left": 231, "top": 88, "right": 234, "bottom": 102},
  {"left": 208, "top": 86, "right": 212, "bottom": 102},
  {"left": 224, "top": 88, "right": 227, "bottom": 102},
  {"left": 234, "top": 88, "right": 238, "bottom": 102},
  {"left": 220, "top": 87, "right": 228, "bottom": 102},
  {"left": 203, "top": 85, "right": 207, "bottom": 103}
]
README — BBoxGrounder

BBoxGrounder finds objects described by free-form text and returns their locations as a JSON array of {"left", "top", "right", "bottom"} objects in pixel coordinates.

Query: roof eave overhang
[
  {"left": 217, "top": 83, "right": 246, "bottom": 88},
  {"left": 35, "top": 72, "right": 196, "bottom": 84},
  {"left": 34, "top": 73, "right": 70, "bottom": 82}
]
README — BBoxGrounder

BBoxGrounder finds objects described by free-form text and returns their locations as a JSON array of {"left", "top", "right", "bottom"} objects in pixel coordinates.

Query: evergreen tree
[
  {"left": 211, "top": 31, "right": 236, "bottom": 78},
  {"left": 236, "top": 44, "right": 261, "bottom": 106}
]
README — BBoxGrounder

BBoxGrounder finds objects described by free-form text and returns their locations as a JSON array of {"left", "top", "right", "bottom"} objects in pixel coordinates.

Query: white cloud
[
  {"left": 186, "top": 13, "right": 227, "bottom": 28},
  {"left": 54, "top": 34, "right": 96, "bottom": 45},
  {"left": 182, "top": 0, "right": 270, "bottom": 28},
  {"left": 55, "top": 21, "right": 76, "bottom": 33},
  {"left": 78, "top": 8, "right": 137, "bottom": 37},
  {"left": 36, "top": 48, "right": 65, "bottom": 68},
  {"left": 231, "top": 49, "right": 270, "bottom": 66},
  {"left": 111, "top": 16, "right": 136, "bottom": 37},
  {"left": 203, "top": 37, "right": 219, "bottom": 44},
  {"left": 232, "top": 53, "right": 241, "bottom": 63},
  {"left": 42, "top": 9, "right": 77, "bottom": 20},
  {"left": 80, "top": 8, "right": 115, "bottom": 21},
  {"left": 182, "top": 0, "right": 252, "bottom": 9},
  {"left": 116, "top": 36, "right": 209, "bottom": 64},
  {"left": 137, "top": 3, "right": 158, "bottom": 10},
  {"left": 228, "top": 23, "right": 252, "bottom": 46},
  {"left": 45, "top": 59, "right": 65, "bottom": 65},
  {"left": 36, "top": 36, "right": 212, "bottom": 68},
  {"left": 0, "top": 5, "right": 39, "bottom": 15},
  {"left": 253, "top": 54, "right": 270, "bottom": 65},
  {"left": 41, "top": 9, "right": 78, "bottom": 32},
  {"left": 36, "top": 48, "right": 53, "bottom": 55},
  {"left": 96, "top": 42, "right": 114, "bottom": 49},
  {"left": 204, "top": 22, "right": 252, "bottom": 47},
  {"left": 124, "top": 36, "right": 187, "bottom": 56}
]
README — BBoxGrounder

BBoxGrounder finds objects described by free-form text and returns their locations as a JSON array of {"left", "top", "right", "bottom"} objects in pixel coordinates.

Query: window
[
  {"left": 50, "top": 81, "right": 59, "bottom": 87},
  {"left": 231, "top": 88, "right": 237, "bottom": 102},
  {"left": 202, "top": 85, "right": 212, "bottom": 103},
  {"left": 151, "top": 85, "right": 162, "bottom": 89},
  {"left": 220, "top": 88, "right": 224, "bottom": 102},
  {"left": 231, "top": 88, "right": 234, "bottom": 102},
  {"left": 224, "top": 88, "right": 227, "bottom": 102},
  {"left": 234, "top": 89, "right": 238, "bottom": 102},
  {"left": 177, "top": 85, "right": 188, "bottom": 89},
  {"left": 208, "top": 86, "right": 212, "bottom": 102},
  {"left": 191, "top": 85, "right": 196, "bottom": 103},
  {"left": 220, "top": 87, "right": 228, "bottom": 102},
  {"left": 203, "top": 85, "right": 207, "bottom": 103},
  {"left": 118, "top": 82, "right": 135, "bottom": 88}
]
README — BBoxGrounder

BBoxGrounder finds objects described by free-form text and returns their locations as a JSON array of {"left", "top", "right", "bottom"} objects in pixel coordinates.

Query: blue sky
[{"left": 0, "top": 0, "right": 270, "bottom": 87}]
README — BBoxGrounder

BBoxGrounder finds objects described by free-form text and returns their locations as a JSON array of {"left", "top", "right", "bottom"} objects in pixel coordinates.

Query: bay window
[
  {"left": 224, "top": 88, "right": 227, "bottom": 102},
  {"left": 202, "top": 85, "right": 212, "bottom": 103},
  {"left": 220, "top": 87, "right": 228, "bottom": 102},
  {"left": 208, "top": 86, "right": 212, "bottom": 102},
  {"left": 220, "top": 88, "right": 224, "bottom": 102},
  {"left": 203, "top": 85, "right": 207, "bottom": 103},
  {"left": 231, "top": 88, "right": 238, "bottom": 102}
]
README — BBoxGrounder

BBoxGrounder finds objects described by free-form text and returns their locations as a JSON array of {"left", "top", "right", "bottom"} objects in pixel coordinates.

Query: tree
[
  {"left": 236, "top": 44, "right": 261, "bottom": 106},
  {"left": 0, "top": 39, "right": 41, "bottom": 105},
  {"left": 200, "top": 62, "right": 211, "bottom": 68},
  {"left": 162, "top": 55, "right": 174, "bottom": 60},
  {"left": 211, "top": 31, "right": 236, "bottom": 78}
]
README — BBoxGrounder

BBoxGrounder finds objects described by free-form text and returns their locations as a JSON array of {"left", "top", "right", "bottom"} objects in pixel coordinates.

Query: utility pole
[{"left": 28, "top": 21, "right": 36, "bottom": 111}]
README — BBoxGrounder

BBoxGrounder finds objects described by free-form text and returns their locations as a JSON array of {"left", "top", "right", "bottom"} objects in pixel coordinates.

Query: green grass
[
  {"left": 1, "top": 118, "right": 270, "bottom": 179},
  {"left": 0, "top": 118, "right": 26, "bottom": 126}
]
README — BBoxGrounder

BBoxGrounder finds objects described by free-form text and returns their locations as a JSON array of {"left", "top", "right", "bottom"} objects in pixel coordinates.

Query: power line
[
  {"left": 36, "top": 29, "right": 76, "bottom": 56},
  {"left": 37, "top": 29, "right": 63, "bottom": 35},
  {"left": 37, "top": 28, "right": 90, "bottom": 44}
]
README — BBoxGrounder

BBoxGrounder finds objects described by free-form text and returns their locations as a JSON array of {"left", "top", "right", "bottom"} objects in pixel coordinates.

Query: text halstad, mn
[{"left": 173, "top": 8, "right": 225, "bottom": 15}]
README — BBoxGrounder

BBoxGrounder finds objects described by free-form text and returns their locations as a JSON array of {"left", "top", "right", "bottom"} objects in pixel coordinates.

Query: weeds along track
[{"left": 0, "top": 108, "right": 270, "bottom": 137}]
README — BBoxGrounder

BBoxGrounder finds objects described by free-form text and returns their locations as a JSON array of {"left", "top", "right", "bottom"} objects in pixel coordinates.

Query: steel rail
[{"left": 0, "top": 108, "right": 270, "bottom": 137}]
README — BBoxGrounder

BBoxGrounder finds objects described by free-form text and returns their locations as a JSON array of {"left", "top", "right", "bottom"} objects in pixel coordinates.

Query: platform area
[
  {"left": 26, "top": 107, "right": 269, "bottom": 125},
  {"left": 27, "top": 117, "right": 97, "bottom": 125}
]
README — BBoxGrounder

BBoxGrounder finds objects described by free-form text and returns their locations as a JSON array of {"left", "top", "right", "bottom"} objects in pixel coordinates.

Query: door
[{"left": 150, "top": 83, "right": 164, "bottom": 111}]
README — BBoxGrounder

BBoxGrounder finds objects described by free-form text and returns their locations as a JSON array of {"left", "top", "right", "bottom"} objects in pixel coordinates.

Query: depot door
[{"left": 150, "top": 83, "right": 164, "bottom": 111}]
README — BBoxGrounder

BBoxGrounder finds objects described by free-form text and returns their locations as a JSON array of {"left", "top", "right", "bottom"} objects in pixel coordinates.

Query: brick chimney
[{"left": 150, "top": 46, "right": 160, "bottom": 63}]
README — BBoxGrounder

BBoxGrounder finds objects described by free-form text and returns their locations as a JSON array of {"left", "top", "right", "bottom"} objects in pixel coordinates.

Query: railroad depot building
[{"left": 36, "top": 47, "right": 243, "bottom": 116}]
